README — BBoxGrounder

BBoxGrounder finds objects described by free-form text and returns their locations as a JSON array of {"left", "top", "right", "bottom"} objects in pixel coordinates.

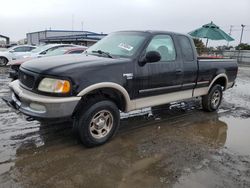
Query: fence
[
  {"left": 197, "top": 49, "right": 250, "bottom": 65},
  {"left": 222, "top": 50, "right": 250, "bottom": 65}
]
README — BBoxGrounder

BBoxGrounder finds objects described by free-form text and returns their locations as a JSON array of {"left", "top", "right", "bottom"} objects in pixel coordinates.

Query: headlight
[{"left": 38, "top": 78, "right": 71, "bottom": 93}]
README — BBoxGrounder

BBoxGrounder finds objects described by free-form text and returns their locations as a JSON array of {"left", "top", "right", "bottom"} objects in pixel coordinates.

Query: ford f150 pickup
[{"left": 5, "top": 31, "right": 238, "bottom": 147}]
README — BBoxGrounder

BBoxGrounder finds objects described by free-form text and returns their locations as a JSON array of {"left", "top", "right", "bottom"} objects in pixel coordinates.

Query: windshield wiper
[{"left": 91, "top": 50, "right": 113, "bottom": 58}]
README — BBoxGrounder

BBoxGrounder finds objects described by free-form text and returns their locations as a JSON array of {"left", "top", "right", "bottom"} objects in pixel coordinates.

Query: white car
[
  {"left": 22, "top": 44, "right": 77, "bottom": 59},
  {"left": 0, "top": 45, "right": 36, "bottom": 66}
]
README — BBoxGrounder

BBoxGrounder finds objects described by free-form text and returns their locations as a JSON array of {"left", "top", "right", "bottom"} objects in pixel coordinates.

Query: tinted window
[
  {"left": 13, "top": 47, "right": 27, "bottom": 52},
  {"left": 68, "top": 50, "right": 84, "bottom": 54},
  {"left": 41, "top": 46, "right": 60, "bottom": 54},
  {"left": 28, "top": 46, "right": 36, "bottom": 51},
  {"left": 178, "top": 36, "right": 194, "bottom": 61},
  {"left": 13, "top": 46, "right": 35, "bottom": 52},
  {"left": 146, "top": 35, "right": 176, "bottom": 62}
]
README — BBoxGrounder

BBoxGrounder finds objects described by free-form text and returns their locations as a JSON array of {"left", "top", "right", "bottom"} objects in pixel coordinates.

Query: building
[
  {"left": 0, "top": 34, "right": 10, "bottom": 45},
  {"left": 27, "top": 30, "right": 106, "bottom": 46}
]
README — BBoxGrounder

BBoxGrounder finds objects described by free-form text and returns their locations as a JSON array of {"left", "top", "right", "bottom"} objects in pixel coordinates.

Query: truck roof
[{"left": 113, "top": 30, "right": 189, "bottom": 37}]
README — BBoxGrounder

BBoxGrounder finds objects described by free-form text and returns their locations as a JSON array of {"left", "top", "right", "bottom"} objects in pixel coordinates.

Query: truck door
[
  {"left": 177, "top": 35, "right": 198, "bottom": 91},
  {"left": 138, "top": 34, "right": 183, "bottom": 97}
]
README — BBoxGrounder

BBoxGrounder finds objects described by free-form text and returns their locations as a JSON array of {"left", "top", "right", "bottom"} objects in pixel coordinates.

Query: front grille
[{"left": 19, "top": 70, "right": 35, "bottom": 89}]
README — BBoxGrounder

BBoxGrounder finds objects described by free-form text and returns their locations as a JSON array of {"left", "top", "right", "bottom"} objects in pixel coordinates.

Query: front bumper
[{"left": 7, "top": 80, "right": 81, "bottom": 120}]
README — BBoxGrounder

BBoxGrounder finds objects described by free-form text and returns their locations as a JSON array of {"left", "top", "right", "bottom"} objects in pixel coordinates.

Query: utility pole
[
  {"left": 239, "top": 24, "right": 246, "bottom": 45},
  {"left": 237, "top": 24, "right": 246, "bottom": 63},
  {"left": 227, "top": 25, "right": 233, "bottom": 47}
]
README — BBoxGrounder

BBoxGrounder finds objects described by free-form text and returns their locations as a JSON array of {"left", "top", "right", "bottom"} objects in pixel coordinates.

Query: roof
[
  {"left": 114, "top": 30, "right": 185, "bottom": 35},
  {"left": 0, "top": 34, "right": 9, "bottom": 39},
  {"left": 40, "top": 33, "right": 107, "bottom": 43},
  {"left": 27, "top": 29, "right": 98, "bottom": 35}
]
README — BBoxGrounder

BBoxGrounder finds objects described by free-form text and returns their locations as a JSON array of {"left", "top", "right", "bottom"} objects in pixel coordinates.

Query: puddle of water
[
  {"left": 221, "top": 116, "right": 250, "bottom": 155},
  {"left": 0, "top": 162, "right": 15, "bottom": 174},
  {"left": 174, "top": 169, "right": 221, "bottom": 188}
]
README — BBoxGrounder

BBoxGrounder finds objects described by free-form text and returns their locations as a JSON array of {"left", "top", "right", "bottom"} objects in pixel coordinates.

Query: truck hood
[{"left": 21, "top": 54, "right": 131, "bottom": 75}]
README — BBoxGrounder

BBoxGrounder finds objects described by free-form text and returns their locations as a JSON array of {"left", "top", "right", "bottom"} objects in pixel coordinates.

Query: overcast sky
[{"left": 1, "top": 0, "right": 249, "bottom": 46}]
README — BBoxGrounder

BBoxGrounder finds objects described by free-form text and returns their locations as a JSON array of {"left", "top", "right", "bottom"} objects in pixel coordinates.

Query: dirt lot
[{"left": 0, "top": 66, "right": 250, "bottom": 188}]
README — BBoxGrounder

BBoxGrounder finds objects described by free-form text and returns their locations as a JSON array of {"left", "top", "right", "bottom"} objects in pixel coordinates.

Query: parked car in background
[
  {"left": 21, "top": 44, "right": 77, "bottom": 59},
  {"left": 8, "top": 46, "right": 87, "bottom": 80},
  {"left": 44, "top": 46, "right": 87, "bottom": 57},
  {"left": 0, "top": 45, "right": 36, "bottom": 66}
]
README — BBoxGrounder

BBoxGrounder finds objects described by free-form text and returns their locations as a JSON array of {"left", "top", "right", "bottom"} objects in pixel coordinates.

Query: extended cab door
[
  {"left": 177, "top": 35, "right": 198, "bottom": 90},
  {"left": 138, "top": 34, "right": 183, "bottom": 97}
]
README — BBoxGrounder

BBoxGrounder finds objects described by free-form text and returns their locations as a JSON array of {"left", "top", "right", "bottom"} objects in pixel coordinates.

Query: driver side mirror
[
  {"left": 139, "top": 51, "right": 161, "bottom": 66},
  {"left": 9, "top": 50, "right": 15, "bottom": 53}
]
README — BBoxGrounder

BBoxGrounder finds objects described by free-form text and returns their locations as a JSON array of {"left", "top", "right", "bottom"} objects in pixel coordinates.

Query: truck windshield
[{"left": 86, "top": 32, "right": 147, "bottom": 58}]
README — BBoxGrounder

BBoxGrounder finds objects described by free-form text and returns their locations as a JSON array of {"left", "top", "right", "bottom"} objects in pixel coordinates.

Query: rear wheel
[
  {"left": 0, "top": 57, "right": 8, "bottom": 66},
  {"left": 202, "top": 84, "right": 223, "bottom": 112},
  {"left": 73, "top": 98, "right": 120, "bottom": 147}
]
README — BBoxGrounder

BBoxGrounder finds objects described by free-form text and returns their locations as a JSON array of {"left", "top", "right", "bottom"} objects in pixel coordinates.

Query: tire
[
  {"left": 0, "top": 57, "right": 8, "bottom": 66},
  {"left": 73, "top": 98, "right": 120, "bottom": 147},
  {"left": 202, "top": 84, "right": 223, "bottom": 112}
]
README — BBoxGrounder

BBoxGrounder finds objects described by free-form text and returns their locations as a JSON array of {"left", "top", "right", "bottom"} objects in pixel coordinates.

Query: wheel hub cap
[
  {"left": 89, "top": 110, "right": 113, "bottom": 139},
  {"left": 96, "top": 118, "right": 105, "bottom": 129},
  {"left": 212, "top": 90, "right": 221, "bottom": 107}
]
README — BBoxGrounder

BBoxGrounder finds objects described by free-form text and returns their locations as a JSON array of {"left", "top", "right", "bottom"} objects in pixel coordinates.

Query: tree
[
  {"left": 235, "top": 43, "right": 250, "bottom": 50},
  {"left": 193, "top": 38, "right": 206, "bottom": 55}
]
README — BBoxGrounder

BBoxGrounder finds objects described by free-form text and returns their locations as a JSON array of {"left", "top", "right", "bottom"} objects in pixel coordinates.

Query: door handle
[{"left": 175, "top": 69, "right": 183, "bottom": 74}]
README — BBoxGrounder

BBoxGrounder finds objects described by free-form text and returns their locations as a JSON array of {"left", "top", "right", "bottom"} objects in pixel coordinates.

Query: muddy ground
[{"left": 0, "top": 66, "right": 250, "bottom": 188}]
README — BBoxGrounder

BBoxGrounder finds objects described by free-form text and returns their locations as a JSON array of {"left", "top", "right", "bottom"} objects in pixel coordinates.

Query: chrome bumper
[{"left": 8, "top": 80, "right": 81, "bottom": 119}]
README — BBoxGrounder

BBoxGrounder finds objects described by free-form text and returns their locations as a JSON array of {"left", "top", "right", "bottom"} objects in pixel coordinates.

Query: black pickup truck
[{"left": 5, "top": 31, "right": 238, "bottom": 147}]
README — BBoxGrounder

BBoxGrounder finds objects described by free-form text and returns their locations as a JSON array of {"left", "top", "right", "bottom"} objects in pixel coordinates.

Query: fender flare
[
  {"left": 208, "top": 73, "right": 228, "bottom": 91},
  {"left": 77, "top": 82, "right": 133, "bottom": 111}
]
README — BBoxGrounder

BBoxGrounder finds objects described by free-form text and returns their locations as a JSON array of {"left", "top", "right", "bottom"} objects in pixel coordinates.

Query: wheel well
[
  {"left": 0, "top": 56, "right": 8, "bottom": 62},
  {"left": 211, "top": 77, "right": 227, "bottom": 90},
  {"left": 76, "top": 88, "right": 127, "bottom": 113}
]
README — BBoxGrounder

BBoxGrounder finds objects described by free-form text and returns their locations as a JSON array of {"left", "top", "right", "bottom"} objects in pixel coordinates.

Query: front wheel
[
  {"left": 73, "top": 99, "right": 120, "bottom": 147},
  {"left": 202, "top": 84, "right": 223, "bottom": 112},
  {"left": 0, "top": 57, "right": 8, "bottom": 66}
]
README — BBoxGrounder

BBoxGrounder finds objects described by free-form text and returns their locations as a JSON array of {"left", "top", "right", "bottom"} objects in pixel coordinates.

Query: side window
[
  {"left": 68, "top": 50, "right": 84, "bottom": 54},
  {"left": 13, "top": 46, "right": 34, "bottom": 52},
  {"left": 13, "top": 47, "right": 26, "bottom": 52},
  {"left": 178, "top": 36, "right": 194, "bottom": 61},
  {"left": 41, "top": 47, "right": 58, "bottom": 54},
  {"left": 146, "top": 35, "right": 176, "bottom": 62},
  {"left": 28, "top": 47, "right": 36, "bottom": 51},
  {"left": 23, "top": 47, "right": 33, "bottom": 52}
]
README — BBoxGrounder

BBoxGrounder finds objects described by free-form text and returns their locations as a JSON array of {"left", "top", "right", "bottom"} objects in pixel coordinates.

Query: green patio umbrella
[{"left": 188, "top": 21, "right": 234, "bottom": 47}]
